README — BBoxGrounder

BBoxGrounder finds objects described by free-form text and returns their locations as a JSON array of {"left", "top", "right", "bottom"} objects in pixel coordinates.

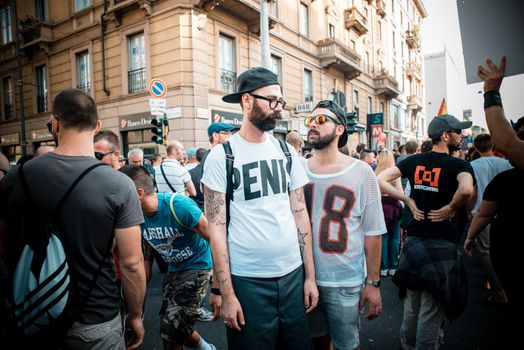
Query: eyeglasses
[
  {"left": 94, "top": 150, "right": 115, "bottom": 160},
  {"left": 249, "top": 93, "right": 287, "bottom": 109},
  {"left": 447, "top": 129, "right": 462, "bottom": 135},
  {"left": 304, "top": 114, "right": 341, "bottom": 127}
]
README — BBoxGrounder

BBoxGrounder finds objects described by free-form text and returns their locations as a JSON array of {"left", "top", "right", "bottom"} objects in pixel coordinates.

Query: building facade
[{"left": 0, "top": 0, "right": 427, "bottom": 164}]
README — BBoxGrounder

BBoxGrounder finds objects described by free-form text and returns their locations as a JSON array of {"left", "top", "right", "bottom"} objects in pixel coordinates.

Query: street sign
[
  {"left": 149, "top": 98, "right": 166, "bottom": 116},
  {"left": 295, "top": 101, "right": 314, "bottom": 113},
  {"left": 149, "top": 78, "right": 167, "bottom": 98}
]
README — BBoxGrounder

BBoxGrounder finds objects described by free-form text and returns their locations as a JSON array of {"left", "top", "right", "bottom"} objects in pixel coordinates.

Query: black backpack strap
[
  {"left": 19, "top": 162, "right": 104, "bottom": 215},
  {"left": 222, "top": 142, "right": 234, "bottom": 230},
  {"left": 278, "top": 139, "right": 292, "bottom": 176},
  {"left": 160, "top": 163, "right": 177, "bottom": 193}
]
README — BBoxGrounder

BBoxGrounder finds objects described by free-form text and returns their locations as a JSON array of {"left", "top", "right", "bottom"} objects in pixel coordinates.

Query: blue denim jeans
[
  {"left": 309, "top": 285, "right": 363, "bottom": 350},
  {"left": 381, "top": 220, "right": 401, "bottom": 270}
]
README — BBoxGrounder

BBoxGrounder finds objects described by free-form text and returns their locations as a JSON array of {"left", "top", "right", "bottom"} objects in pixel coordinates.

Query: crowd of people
[{"left": 0, "top": 56, "right": 521, "bottom": 350}]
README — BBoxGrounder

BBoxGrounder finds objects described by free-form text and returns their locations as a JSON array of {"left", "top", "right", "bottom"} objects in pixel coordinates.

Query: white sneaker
[
  {"left": 380, "top": 269, "right": 388, "bottom": 277},
  {"left": 195, "top": 307, "right": 214, "bottom": 322},
  {"left": 388, "top": 269, "right": 396, "bottom": 276}
]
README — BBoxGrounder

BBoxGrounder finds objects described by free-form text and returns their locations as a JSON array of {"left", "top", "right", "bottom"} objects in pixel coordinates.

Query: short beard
[
  {"left": 308, "top": 128, "right": 337, "bottom": 150},
  {"left": 250, "top": 101, "right": 281, "bottom": 132},
  {"left": 447, "top": 142, "right": 461, "bottom": 153}
]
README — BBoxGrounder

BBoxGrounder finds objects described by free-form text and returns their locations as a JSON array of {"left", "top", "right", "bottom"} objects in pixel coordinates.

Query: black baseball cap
[
  {"left": 427, "top": 114, "right": 472, "bottom": 138},
  {"left": 222, "top": 67, "right": 280, "bottom": 103},
  {"left": 312, "top": 100, "right": 348, "bottom": 148}
]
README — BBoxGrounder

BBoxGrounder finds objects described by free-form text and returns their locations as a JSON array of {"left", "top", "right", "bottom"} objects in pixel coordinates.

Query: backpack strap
[
  {"left": 169, "top": 193, "right": 191, "bottom": 230},
  {"left": 222, "top": 142, "right": 234, "bottom": 230},
  {"left": 19, "top": 162, "right": 104, "bottom": 216},
  {"left": 160, "top": 163, "right": 177, "bottom": 193},
  {"left": 278, "top": 139, "right": 292, "bottom": 176}
]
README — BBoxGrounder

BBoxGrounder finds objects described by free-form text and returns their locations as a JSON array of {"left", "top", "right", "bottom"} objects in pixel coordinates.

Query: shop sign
[
  {"left": 0, "top": 133, "right": 19, "bottom": 145},
  {"left": 119, "top": 112, "right": 154, "bottom": 131}
]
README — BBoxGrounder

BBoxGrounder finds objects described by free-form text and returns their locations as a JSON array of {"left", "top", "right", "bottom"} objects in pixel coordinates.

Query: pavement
[{"left": 140, "top": 252, "right": 510, "bottom": 349}]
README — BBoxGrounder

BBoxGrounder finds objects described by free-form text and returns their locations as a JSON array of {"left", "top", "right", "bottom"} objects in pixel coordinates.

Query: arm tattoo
[
  {"left": 216, "top": 253, "right": 230, "bottom": 285},
  {"left": 294, "top": 187, "right": 305, "bottom": 203},
  {"left": 297, "top": 228, "right": 308, "bottom": 257},
  {"left": 292, "top": 207, "right": 305, "bottom": 214},
  {"left": 204, "top": 186, "right": 226, "bottom": 226}
]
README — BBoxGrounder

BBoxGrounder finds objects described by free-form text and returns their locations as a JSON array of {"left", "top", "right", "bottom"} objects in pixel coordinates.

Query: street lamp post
[{"left": 12, "top": 0, "right": 27, "bottom": 156}]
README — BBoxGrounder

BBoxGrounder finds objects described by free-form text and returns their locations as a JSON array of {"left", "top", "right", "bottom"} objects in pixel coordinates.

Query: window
[
  {"left": 36, "top": 65, "right": 47, "bottom": 113},
  {"left": 364, "top": 8, "right": 368, "bottom": 26},
  {"left": 299, "top": 3, "right": 309, "bottom": 36},
  {"left": 392, "top": 104, "right": 399, "bottom": 129},
  {"left": 380, "top": 102, "right": 385, "bottom": 113},
  {"left": 303, "top": 69, "right": 313, "bottom": 102},
  {"left": 351, "top": 40, "right": 356, "bottom": 50},
  {"left": 2, "top": 76, "right": 13, "bottom": 120},
  {"left": 353, "top": 90, "right": 359, "bottom": 116},
  {"left": 75, "top": 0, "right": 91, "bottom": 11},
  {"left": 365, "top": 51, "right": 370, "bottom": 74},
  {"left": 219, "top": 34, "right": 236, "bottom": 93},
  {"left": 128, "top": 33, "right": 146, "bottom": 93},
  {"left": 271, "top": 55, "right": 282, "bottom": 86},
  {"left": 0, "top": 7, "right": 12, "bottom": 44},
  {"left": 35, "top": 0, "right": 47, "bottom": 22},
  {"left": 378, "top": 21, "right": 382, "bottom": 41},
  {"left": 392, "top": 31, "right": 396, "bottom": 49},
  {"left": 76, "top": 51, "right": 90, "bottom": 92},
  {"left": 268, "top": 0, "right": 278, "bottom": 17},
  {"left": 328, "top": 23, "right": 335, "bottom": 39},
  {"left": 391, "top": 0, "right": 395, "bottom": 14},
  {"left": 368, "top": 96, "right": 373, "bottom": 114}
]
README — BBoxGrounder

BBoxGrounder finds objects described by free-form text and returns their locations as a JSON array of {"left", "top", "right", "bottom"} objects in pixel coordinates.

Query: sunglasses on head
[
  {"left": 304, "top": 114, "right": 340, "bottom": 127},
  {"left": 95, "top": 150, "right": 115, "bottom": 160}
]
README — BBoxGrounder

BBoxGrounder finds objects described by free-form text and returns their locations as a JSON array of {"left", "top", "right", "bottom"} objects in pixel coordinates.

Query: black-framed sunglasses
[
  {"left": 447, "top": 129, "right": 462, "bottom": 135},
  {"left": 248, "top": 93, "right": 287, "bottom": 109},
  {"left": 46, "top": 119, "right": 53, "bottom": 134},
  {"left": 95, "top": 150, "right": 115, "bottom": 160},
  {"left": 304, "top": 114, "right": 341, "bottom": 127}
]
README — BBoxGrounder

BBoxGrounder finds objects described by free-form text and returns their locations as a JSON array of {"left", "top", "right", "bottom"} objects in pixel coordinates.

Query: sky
[{"left": 421, "top": 0, "right": 523, "bottom": 128}]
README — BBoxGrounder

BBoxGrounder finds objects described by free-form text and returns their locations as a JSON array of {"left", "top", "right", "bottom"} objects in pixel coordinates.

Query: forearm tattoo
[
  {"left": 216, "top": 253, "right": 231, "bottom": 285},
  {"left": 294, "top": 187, "right": 305, "bottom": 203},
  {"left": 204, "top": 186, "right": 226, "bottom": 226},
  {"left": 297, "top": 228, "right": 308, "bottom": 257}
]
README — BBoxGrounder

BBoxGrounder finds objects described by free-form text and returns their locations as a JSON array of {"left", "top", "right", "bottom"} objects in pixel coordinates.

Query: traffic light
[
  {"left": 162, "top": 118, "right": 169, "bottom": 147},
  {"left": 345, "top": 112, "right": 359, "bottom": 134},
  {"left": 151, "top": 118, "right": 163, "bottom": 144}
]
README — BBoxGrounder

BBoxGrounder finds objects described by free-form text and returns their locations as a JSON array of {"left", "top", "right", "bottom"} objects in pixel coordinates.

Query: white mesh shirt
[{"left": 305, "top": 160, "right": 386, "bottom": 287}]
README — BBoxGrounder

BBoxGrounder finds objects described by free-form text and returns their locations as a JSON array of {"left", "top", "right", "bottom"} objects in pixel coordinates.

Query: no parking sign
[{"left": 149, "top": 78, "right": 167, "bottom": 98}]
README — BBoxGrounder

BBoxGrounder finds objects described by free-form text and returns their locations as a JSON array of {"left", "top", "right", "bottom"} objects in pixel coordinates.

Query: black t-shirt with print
[{"left": 397, "top": 151, "right": 475, "bottom": 243}]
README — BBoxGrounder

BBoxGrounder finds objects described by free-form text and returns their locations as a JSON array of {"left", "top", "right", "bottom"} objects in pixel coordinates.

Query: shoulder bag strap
[
  {"left": 222, "top": 142, "right": 234, "bottom": 231},
  {"left": 19, "top": 162, "right": 104, "bottom": 216},
  {"left": 169, "top": 193, "right": 191, "bottom": 230},
  {"left": 160, "top": 163, "right": 177, "bottom": 193},
  {"left": 278, "top": 139, "right": 292, "bottom": 176}
]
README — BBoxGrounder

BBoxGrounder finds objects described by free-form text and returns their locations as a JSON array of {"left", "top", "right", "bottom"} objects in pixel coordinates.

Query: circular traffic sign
[{"left": 149, "top": 78, "right": 167, "bottom": 98}]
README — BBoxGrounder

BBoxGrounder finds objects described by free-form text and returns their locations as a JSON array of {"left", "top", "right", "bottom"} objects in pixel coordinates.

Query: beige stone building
[{"left": 0, "top": 0, "right": 426, "bottom": 164}]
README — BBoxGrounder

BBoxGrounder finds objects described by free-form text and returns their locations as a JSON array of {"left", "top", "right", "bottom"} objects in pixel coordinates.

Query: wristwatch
[
  {"left": 365, "top": 279, "right": 381, "bottom": 288},
  {"left": 210, "top": 287, "right": 221, "bottom": 296}
]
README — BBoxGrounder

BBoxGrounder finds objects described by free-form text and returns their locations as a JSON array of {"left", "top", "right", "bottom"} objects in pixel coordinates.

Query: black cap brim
[{"left": 222, "top": 93, "right": 244, "bottom": 103}]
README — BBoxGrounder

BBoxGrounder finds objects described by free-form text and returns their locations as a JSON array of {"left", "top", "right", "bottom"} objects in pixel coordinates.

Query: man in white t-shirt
[
  {"left": 304, "top": 100, "right": 385, "bottom": 350},
  {"left": 155, "top": 141, "right": 196, "bottom": 196},
  {"left": 201, "top": 67, "right": 318, "bottom": 350}
]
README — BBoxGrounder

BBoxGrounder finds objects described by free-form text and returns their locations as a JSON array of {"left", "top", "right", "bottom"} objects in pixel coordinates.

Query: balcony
[
  {"left": 406, "top": 62, "right": 422, "bottom": 80},
  {"left": 195, "top": 0, "right": 277, "bottom": 34},
  {"left": 344, "top": 7, "right": 368, "bottom": 36},
  {"left": 20, "top": 21, "right": 53, "bottom": 56},
  {"left": 219, "top": 68, "right": 237, "bottom": 93},
  {"left": 408, "top": 95, "right": 423, "bottom": 111},
  {"left": 406, "top": 30, "right": 421, "bottom": 51},
  {"left": 106, "top": 0, "right": 154, "bottom": 21},
  {"left": 318, "top": 38, "right": 361, "bottom": 80},
  {"left": 128, "top": 68, "right": 146, "bottom": 94},
  {"left": 376, "top": 0, "right": 386, "bottom": 18},
  {"left": 373, "top": 72, "right": 400, "bottom": 99}
]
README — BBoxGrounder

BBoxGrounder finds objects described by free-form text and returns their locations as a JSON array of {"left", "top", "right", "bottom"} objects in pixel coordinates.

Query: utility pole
[
  {"left": 12, "top": 0, "right": 27, "bottom": 156},
  {"left": 260, "top": 0, "right": 270, "bottom": 69}
]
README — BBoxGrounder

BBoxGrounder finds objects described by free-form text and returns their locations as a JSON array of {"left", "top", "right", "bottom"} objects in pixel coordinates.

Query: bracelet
[
  {"left": 210, "top": 287, "right": 221, "bottom": 296},
  {"left": 484, "top": 90, "right": 502, "bottom": 109}
]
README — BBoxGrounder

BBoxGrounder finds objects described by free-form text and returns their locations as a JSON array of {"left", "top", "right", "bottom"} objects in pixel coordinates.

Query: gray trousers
[
  {"left": 227, "top": 265, "right": 312, "bottom": 350},
  {"left": 58, "top": 313, "right": 124, "bottom": 350},
  {"left": 476, "top": 223, "right": 502, "bottom": 290},
  {"left": 400, "top": 289, "right": 445, "bottom": 350}
]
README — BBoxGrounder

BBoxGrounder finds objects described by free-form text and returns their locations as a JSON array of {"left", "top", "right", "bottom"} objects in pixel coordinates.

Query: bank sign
[{"left": 119, "top": 113, "right": 155, "bottom": 131}]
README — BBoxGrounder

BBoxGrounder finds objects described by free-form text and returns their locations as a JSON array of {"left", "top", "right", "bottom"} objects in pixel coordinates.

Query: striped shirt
[{"left": 154, "top": 159, "right": 191, "bottom": 193}]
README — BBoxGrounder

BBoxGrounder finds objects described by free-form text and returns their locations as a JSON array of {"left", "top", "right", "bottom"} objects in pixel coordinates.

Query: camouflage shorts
[{"left": 160, "top": 269, "right": 212, "bottom": 344}]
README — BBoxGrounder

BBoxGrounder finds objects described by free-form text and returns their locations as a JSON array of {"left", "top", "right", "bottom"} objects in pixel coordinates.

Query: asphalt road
[{"left": 140, "top": 253, "right": 509, "bottom": 350}]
